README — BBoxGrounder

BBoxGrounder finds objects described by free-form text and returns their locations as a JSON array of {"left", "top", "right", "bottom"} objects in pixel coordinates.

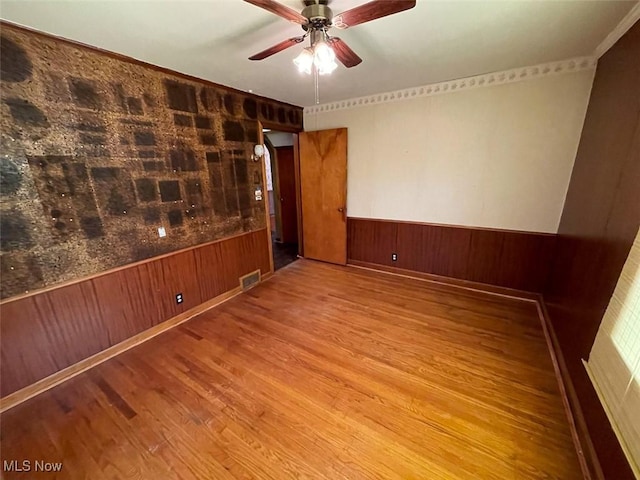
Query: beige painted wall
[{"left": 304, "top": 70, "right": 594, "bottom": 233}]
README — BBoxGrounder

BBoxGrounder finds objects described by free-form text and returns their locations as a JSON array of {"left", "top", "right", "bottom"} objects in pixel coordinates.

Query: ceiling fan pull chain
[{"left": 314, "top": 67, "right": 320, "bottom": 105}]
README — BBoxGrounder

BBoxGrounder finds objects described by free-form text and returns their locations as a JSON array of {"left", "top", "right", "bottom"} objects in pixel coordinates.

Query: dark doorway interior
[
  {"left": 265, "top": 130, "right": 299, "bottom": 270},
  {"left": 272, "top": 238, "right": 299, "bottom": 271}
]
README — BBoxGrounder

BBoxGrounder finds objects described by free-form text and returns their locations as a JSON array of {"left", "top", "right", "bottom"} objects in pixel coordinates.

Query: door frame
[
  {"left": 263, "top": 137, "right": 283, "bottom": 242},
  {"left": 258, "top": 121, "right": 304, "bottom": 272}
]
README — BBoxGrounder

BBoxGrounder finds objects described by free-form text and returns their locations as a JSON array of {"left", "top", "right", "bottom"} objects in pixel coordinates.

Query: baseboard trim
[
  {"left": 348, "top": 259, "right": 595, "bottom": 480},
  {"left": 0, "top": 285, "right": 244, "bottom": 413},
  {"left": 536, "top": 299, "right": 604, "bottom": 480},
  {"left": 348, "top": 260, "right": 540, "bottom": 301},
  {"left": 1, "top": 260, "right": 598, "bottom": 480}
]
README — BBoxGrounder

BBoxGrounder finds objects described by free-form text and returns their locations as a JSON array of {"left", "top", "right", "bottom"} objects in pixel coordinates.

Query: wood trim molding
[
  {"left": 538, "top": 299, "right": 604, "bottom": 480},
  {"left": 347, "top": 260, "right": 596, "bottom": 480},
  {"left": 0, "top": 285, "right": 244, "bottom": 413},
  {"left": 293, "top": 133, "right": 304, "bottom": 256},
  {"left": 304, "top": 56, "right": 597, "bottom": 114},
  {"left": 0, "top": 20, "right": 302, "bottom": 110},
  {"left": 348, "top": 216, "right": 556, "bottom": 236},
  {"left": 259, "top": 123, "right": 275, "bottom": 275},
  {"left": 0, "top": 229, "right": 266, "bottom": 305},
  {"left": 594, "top": 3, "right": 640, "bottom": 58},
  {"left": 348, "top": 260, "right": 540, "bottom": 301}
]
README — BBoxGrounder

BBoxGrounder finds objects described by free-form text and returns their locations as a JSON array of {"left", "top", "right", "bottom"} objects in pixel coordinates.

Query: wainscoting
[
  {"left": 0, "top": 229, "right": 271, "bottom": 399},
  {"left": 543, "top": 21, "right": 640, "bottom": 480},
  {"left": 0, "top": 260, "right": 583, "bottom": 479},
  {"left": 348, "top": 218, "right": 556, "bottom": 293}
]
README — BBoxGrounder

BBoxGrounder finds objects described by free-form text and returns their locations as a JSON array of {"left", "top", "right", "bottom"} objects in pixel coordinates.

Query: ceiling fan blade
[
  {"left": 244, "top": 0, "right": 308, "bottom": 25},
  {"left": 329, "top": 38, "right": 362, "bottom": 68},
  {"left": 333, "top": 0, "right": 416, "bottom": 29},
  {"left": 249, "top": 37, "right": 305, "bottom": 60}
]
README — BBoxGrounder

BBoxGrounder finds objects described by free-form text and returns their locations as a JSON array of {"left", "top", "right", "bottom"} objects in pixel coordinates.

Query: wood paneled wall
[
  {"left": 348, "top": 218, "right": 556, "bottom": 292},
  {"left": 0, "top": 229, "right": 271, "bottom": 398},
  {"left": 544, "top": 21, "right": 640, "bottom": 480}
]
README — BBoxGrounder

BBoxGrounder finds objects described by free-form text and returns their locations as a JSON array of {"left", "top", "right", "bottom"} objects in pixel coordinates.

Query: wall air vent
[{"left": 240, "top": 270, "right": 261, "bottom": 291}]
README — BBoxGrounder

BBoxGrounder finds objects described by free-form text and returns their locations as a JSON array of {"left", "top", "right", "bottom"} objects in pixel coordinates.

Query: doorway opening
[{"left": 264, "top": 129, "right": 299, "bottom": 271}]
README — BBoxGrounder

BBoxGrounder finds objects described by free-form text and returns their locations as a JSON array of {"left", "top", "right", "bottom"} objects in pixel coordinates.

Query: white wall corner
[
  {"left": 554, "top": 65, "right": 597, "bottom": 233},
  {"left": 594, "top": 2, "right": 640, "bottom": 58}
]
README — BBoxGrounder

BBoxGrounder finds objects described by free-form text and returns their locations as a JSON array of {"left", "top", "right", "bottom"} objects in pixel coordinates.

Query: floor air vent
[{"left": 240, "top": 270, "right": 261, "bottom": 291}]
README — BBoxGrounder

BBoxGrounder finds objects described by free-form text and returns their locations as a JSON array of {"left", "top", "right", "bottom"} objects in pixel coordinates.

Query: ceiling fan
[{"left": 245, "top": 0, "right": 416, "bottom": 73}]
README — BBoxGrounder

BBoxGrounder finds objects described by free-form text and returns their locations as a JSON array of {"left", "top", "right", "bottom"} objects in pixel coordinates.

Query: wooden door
[
  {"left": 275, "top": 146, "right": 298, "bottom": 244},
  {"left": 299, "top": 128, "right": 347, "bottom": 265}
]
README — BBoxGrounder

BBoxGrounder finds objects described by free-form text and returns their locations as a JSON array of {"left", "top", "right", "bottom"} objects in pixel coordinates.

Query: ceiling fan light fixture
[
  {"left": 317, "top": 57, "right": 338, "bottom": 75},
  {"left": 246, "top": 0, "right": 416, "bottom": 99},
  {"left": 293, "top": 47, "right": 314, "bottom": 74},
  {"left": 312, "top": 39, "right": 338, "bottom": 75},
  {"left": 313, "top": 40, "right": 334, "bottom": 63}
]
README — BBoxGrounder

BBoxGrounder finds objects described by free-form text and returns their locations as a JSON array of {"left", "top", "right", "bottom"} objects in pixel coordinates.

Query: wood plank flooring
[{"left": 0, "top": 259, "right": 582, "bottom": 479}]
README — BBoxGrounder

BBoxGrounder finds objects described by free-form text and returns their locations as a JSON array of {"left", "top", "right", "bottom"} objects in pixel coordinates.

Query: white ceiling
[{"left": 0, "top": 0, "right": 636, "bottom": 106}]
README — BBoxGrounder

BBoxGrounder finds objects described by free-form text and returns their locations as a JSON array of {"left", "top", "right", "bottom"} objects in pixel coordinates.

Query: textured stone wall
[{"left": 0, "top": 24, "right": 302, "bottom": 299}]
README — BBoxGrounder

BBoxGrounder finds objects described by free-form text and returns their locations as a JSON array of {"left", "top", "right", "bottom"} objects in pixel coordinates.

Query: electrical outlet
[
  {"left": 175, "top": 293, "right": 183, "bottom": 304},
  {"left": 158, "top": 227, "right": 167, "bottom": 238},
  {"left": 391, "top": 253, "right": 398, "bottom": 262}
]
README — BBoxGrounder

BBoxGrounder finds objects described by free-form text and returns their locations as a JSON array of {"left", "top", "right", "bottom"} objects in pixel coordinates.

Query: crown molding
[
  {"left": 594, "top": 2, "right": 640, "bottom": 58},
  {"left": 304, "top": 56, "right": 597, "bottom": 114}
]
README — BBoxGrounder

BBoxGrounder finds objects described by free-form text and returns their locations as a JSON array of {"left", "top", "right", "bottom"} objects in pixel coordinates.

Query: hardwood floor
[{"left": 0, "top": 260, "right": 582, "bottom": 479}]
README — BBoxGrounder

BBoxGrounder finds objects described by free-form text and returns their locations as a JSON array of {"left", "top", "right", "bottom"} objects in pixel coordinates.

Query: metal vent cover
[{"left": 240, "top": 270, "right": 261, "bottom": 291}]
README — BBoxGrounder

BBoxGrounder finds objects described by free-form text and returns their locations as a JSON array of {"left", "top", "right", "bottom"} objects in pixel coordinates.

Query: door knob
[{"left": 337, "top": 207, "right": 344, "bottom": 212}]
